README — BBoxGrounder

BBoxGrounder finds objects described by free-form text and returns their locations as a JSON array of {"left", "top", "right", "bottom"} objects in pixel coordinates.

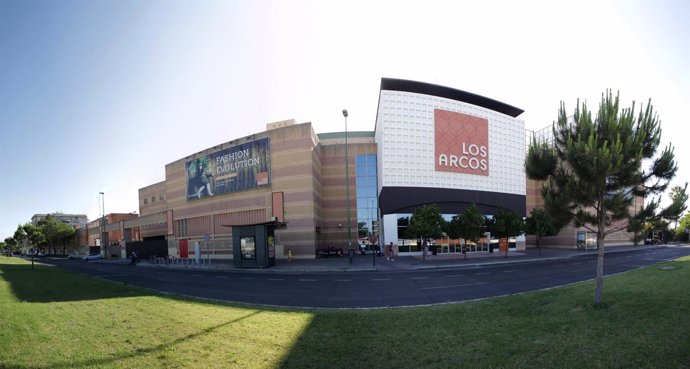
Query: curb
[
  {"left": 411, "top": 256, "right": 568, "bottom": 271},
  {"left": 96, "top": 245, "right": 681, "bottom": 274}
]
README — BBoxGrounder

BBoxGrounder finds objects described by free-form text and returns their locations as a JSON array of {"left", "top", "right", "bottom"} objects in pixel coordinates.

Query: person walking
[{"left": 387, "top": 242, "right": 395, "bottom": 261}]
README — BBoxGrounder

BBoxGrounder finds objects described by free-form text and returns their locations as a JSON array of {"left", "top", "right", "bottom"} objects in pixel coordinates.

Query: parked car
[
  {"left": 25, "top": 251, "right": 46, "bottom": 257},
  {"left": 83, "top": 253, "right": 103, "bottom": 261},
  {"left": 317, "top": 247, "right": 344, "bottom": 258}
]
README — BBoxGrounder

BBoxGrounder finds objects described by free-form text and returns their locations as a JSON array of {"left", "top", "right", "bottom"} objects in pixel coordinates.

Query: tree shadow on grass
[
  {"left": 0, "top": 260, "right": 149, "bottom": 303},
  {"left": 274, "top": 257, "right": 690, "bottom": 369},
  {"left": 1, "top": 259, "right": 272, "bottom": 369},
  {"left": 1, "top": 310, "right": 263, "bottom": 369}
]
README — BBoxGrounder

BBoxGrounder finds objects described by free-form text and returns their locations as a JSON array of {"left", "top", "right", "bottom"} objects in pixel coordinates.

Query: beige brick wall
[
  {"left": 139, "top": 181, "right": 167, "bottom": 216},
  {"left": 136, "top": 123, "right": 381, "bottom": 259},
  {"left": 526, "top": 178, "right": 639, "bottom": 248},
  {"left": 152, "top": 122, "right": 322, "bottom": 259},
  {"left": 319, "top": 141, "right": 376, "bottom": 250}
]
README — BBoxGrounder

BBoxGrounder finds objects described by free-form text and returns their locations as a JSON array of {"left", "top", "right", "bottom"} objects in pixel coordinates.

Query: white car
[{"left": 83, "top": 253, "right": 103, "bottom": 261}]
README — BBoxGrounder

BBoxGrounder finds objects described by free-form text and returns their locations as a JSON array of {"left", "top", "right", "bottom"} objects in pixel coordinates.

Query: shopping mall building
[{"left": 94, "top": 78, "right": 630, "bottom": 261}]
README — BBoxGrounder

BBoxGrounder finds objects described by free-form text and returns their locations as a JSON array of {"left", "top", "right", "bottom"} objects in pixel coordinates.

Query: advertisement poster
[{"left": 186, "top": 137, "right": 270, "bottom": 200}]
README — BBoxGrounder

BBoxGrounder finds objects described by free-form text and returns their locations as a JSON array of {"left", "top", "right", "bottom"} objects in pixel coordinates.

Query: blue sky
[{"left": 1, "top": 0, "right": 689, "bottom": 239}]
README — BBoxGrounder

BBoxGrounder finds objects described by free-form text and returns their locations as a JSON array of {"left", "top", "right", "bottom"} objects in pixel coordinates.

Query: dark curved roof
[{"left": 380, "top": 78, "right": 524, "bottom": 118}]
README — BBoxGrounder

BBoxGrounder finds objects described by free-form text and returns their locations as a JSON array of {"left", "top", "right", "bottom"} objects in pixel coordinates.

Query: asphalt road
[{"left": 43, "top": 246, "right": 690, "bottom": 308}]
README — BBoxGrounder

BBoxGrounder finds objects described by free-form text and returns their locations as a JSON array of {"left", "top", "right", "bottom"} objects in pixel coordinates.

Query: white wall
[
  {"left": 375, "top": 90, "right": 525, "bottom": 196},
  {"left": 382, "top": 213, "right": 398, "bottom": 247}
]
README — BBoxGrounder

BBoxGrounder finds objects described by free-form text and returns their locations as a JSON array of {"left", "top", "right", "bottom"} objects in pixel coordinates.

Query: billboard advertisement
[
  {"left": 435, "top": 109, "right": 489, "bottom": 176},
  {"left": 186, "top": 137, "right": 270, "bottom": 201}
]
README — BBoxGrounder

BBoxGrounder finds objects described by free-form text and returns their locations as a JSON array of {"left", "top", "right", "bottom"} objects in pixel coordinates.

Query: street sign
[{"left": 499, "top": 238, "right": 508, "bottom": 253}]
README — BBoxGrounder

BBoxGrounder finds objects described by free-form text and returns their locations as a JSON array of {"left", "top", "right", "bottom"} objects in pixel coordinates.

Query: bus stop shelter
[{"left": 227, "top": 221, "right": 285, "bottom": 268}]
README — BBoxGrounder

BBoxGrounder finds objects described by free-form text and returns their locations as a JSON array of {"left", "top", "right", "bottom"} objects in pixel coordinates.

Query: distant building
[
  {"left": 72, "top": 212, "right": 140, "bottom": 258},
  {"left": 77, "top": 213, "right": 140, "bottom": 248},
  {"left": 31, "top": 213, "right": 89, "bottom": 227}
]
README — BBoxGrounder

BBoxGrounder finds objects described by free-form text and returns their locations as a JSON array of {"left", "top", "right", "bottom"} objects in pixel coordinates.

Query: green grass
[{"left": 1, "top": 256, "right": 689, "bottom": 369}]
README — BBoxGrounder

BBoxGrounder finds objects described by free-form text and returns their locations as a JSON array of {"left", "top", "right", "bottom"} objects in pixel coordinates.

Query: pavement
[{"left": 102, "top": 243, "right": 687, "bottom": 273}]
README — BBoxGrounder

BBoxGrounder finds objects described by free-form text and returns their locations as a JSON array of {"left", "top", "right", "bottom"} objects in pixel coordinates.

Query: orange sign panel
[
  {"left": 499, "top": 238, "right": 508, "bottom": 253},
  {"left": 435, "top": 109, "right": 489, "bottom": 176},
  {"left": 272, "top": 192, "right": 284, "bottom": 222}
]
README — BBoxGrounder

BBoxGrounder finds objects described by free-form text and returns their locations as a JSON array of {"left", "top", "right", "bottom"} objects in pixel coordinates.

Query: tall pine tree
[{"left": 525, "top": 90, "right": 677, "bottom": 305}]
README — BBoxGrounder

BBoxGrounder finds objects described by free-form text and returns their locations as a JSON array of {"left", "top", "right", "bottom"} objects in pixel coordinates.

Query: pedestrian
[{"left": 388, "top": 242, "right": 395, "bottom": 261}]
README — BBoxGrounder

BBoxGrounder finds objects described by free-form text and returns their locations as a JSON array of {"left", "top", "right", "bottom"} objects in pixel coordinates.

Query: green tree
[
  {"left": 643, "top": 218, "right": 670, "bottom": 233},
  {"left": 447, "top": 203, "right": 485, "bottom": 255},
  {"left": 677, "top": 213, "right": 690, "bottom": 241},
  {"left": 3, "top": 237, "right": 18, "bottom": 255},
  {"left": 357, "top": 221, "right": 369, "bottom": 238},
  {"left": 525, "top": 90, "right": 678, "bottom": 305},
  {"left": 406, "top": 204, "right": 444, "bottom": 242},
  {"left": 22, "top": 223, "right": 46, "bottom": 254},
  {"left": 525, "top": 208, "right": 559, "bottom": 256},
  {"left": 41, "top": 216, "right": 76, "bottom": 255},
  {"left": 487, "top": 208, "right": 525, "bottom": 258},
  {"left": 660, "top": 183, "right": 688, "bottom": 235},
  {"left": 13, "top": 225, "right": 28, "bottom": 252}
]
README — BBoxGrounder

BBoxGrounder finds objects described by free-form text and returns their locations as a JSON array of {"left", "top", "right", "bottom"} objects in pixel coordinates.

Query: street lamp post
[
  {"left": 343, "top": 109, "right": 353, "bottom": 265},
  {"left": 100, "top": 192, "right": 106, "bottom": 259}
]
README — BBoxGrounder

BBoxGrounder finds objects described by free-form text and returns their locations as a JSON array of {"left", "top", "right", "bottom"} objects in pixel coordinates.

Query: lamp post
[
  {"left": 343, "top": 109, "right": 352, "bottom": 264},
  {"left": 100, "top": 192, "right": 106, "bottom": 259}
]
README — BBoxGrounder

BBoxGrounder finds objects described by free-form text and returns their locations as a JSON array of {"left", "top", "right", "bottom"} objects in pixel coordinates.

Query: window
[
  {"left": 159, "top": 194, "right": 164, "bottom": 200},
  {"left": 361, "top": 186, "right": 376, "bottom": 198},
  {"left": 177, "top": 219, "right": 187, "bottom": 237},
  {"left": 144, "top": 198, "right": 148, "bottom": 205},
  {"left": 356, "top": 164, "right": 366, "bottom": 177},
  {"left": 151, "top": 196, "right": 156, "bottom": 203},
  {"left": 355, "top": 154, "right": 378, "bottom": 242}
]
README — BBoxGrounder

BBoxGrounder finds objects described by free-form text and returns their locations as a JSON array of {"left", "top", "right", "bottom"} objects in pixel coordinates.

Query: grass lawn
[{"left": 1, "top": 256, "right": 689, "bottom": 369}]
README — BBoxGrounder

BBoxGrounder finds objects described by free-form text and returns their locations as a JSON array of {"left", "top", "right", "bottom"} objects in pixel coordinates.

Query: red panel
[
  {"left": 435, "top": 109, "right": 489, "bottom": 176},
  {"left": 256, "top": 171, "right": 269, "bottom": 186},
  {"left": 499, "top": 238, "right": 508, "bottom": 253},
  {"left": 180, "top": 239, "right": 188, "bottom": 259},
  {"left": 272, "top": 192, "right": 284, "bottom": 222}
]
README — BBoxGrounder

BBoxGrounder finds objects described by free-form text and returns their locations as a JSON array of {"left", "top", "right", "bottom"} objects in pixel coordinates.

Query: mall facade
[{"left": 105, "top": 78, "right": 630, "bottom": 261}]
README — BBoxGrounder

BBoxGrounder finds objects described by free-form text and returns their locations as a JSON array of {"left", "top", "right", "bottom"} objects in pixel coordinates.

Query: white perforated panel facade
[{"left": 375, "top": 90, "right": 525, "bottom": 196}]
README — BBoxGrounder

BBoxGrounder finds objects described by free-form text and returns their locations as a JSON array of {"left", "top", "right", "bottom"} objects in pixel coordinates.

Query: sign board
[
  {"left": 499, "top": 238, "right": 508, "bottom": 253},
  {"left": 186, "top": 137, "right": 270, "bottom": 200},
  {"left": 435, "top": 109, "right": 489, "bottom": 176}
]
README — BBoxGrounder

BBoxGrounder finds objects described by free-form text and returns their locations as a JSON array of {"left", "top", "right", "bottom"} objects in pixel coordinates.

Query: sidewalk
[{"left": 116, "top": 244, "right": 682, "bottom": 273}]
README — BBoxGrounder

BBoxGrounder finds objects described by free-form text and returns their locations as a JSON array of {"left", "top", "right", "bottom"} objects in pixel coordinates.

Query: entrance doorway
[{"left": 180, "top": 239, "right": 189, "bottom": 259}]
